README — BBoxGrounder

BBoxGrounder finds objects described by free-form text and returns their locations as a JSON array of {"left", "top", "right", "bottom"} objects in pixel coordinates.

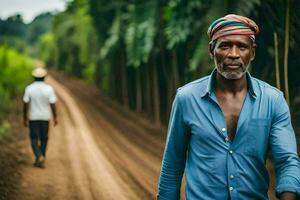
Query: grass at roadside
[{"left": 0, "top": 100, "right": 29, "bottom": 200}]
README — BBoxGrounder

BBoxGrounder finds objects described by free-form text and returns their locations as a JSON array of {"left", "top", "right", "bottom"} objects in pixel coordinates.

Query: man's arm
[
  {"left": 23, "top": 102, "right": 29, "bottom": 127},
  {"left": 50, "top": 103, "right": 57, "bottom": 126},
  {"left": 49, "top": 86, "right": 57, "bottom": 127},
  {"left": 280, "top": 192, "right": 297, "bottom": 200},
  {"left": 270, "top": 92, "right": 300, "bottom": 200},
  {"left": 157, "top": 92, "right": 190, "bottom": 200}
]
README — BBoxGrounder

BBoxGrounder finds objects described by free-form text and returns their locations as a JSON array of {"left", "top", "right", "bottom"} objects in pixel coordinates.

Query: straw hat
[{"left": 32, "top": 67, "right": 47, "bottom": 78}]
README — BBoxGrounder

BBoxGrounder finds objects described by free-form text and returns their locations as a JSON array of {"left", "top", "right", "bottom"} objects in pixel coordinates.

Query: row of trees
[
  {"left": 38, "top": 0, "right": 300, "bottom": 126},
  {"left": 0, "top": 12, "right": 53, "bottom": 54}
]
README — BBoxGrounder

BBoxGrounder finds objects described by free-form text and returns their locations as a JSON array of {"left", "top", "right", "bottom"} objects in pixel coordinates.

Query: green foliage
[
  {"left": 51, "top": 0, "right": 98, "bottom": 77},
  {"left": 125, "top": 2, "right": 157, "bottom": 67},
  {"left": 0, "top": 45, "right": 33, "bottom": 119},
  {"left": 189, "top": 37, "right": 210, "bottom": 71},
  {"left": 83, "top": 63, "right": 96, "bottom": 84},
  {"left": 232, "top": 0, "right": 261, "bottom": 16},
  {"left": 62, "top": 0, "right": 300, "bottom": 125},
  {"left": 26, "top": 12, "right": 54, "bottom": 45},
  {"left": 100, "top": 12, "right": 122, "bottom": 59},
  {"left": 164, "top": 0, "right": 204, "bottom": 49},
  {"left": 22, "top": 0, "right": 300, "bottom": 125},
  {"left": 71, "top": 7, "right": 96, "bottom": 65},
  {"left": 37, "top": 33, "right": 56, "bottom": 67},
  {"left": 88, "top": 0, "right": 115, "bottom": 45},
  {"left": 187, "top": 0, "right": 228, "bottom": 73},
  {"left": 0, "top": 36, "right": 29, "bottom": 53},
  {"left": 0, "top": 14, "right": 26, "bottom": 38},
  {"left": 0, "top": 12, "right": 53, "bottom": 55},
  {"left": 99, "top": 1, "right": 158, "bottom": 67},
  {"left": 0, "top": 85, "right": 10, "bottom": 115},
  {"left": 100, "top": 62, "right": 111, "bottom": 94},
  {"left": 0, "top": 121, "right": 10, "bottom": 138},
  {"left": 0, "top": 44, "right": 31, "bottom": 137}
]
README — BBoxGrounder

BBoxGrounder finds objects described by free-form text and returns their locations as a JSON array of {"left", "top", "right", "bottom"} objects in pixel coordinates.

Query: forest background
[{"left": 0, "top": 0, "right": 299, "bottom": 139}]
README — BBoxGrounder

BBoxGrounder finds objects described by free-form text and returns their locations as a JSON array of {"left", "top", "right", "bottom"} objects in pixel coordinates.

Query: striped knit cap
[{"left": 207, "top": 14, "right": 259, "bottom": 42}]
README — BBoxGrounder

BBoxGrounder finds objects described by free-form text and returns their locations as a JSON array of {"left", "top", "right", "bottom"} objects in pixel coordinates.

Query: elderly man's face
[{"left": 210, "top": 35, "right": 256, "bottom": 80}]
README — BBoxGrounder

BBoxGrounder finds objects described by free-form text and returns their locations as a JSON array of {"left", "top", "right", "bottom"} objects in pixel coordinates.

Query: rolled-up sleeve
[
  {"left": 157, "top": 91, "right": 190, "bottom": 200},
  {"left": 270, "top": 92, "right": 300, "bottom": 196},
  {"left": 48, "top": 87, "right": 57, "bottom": 104},
  {"left": 23, "top": 88, "right": 30, "bottom": 103}
]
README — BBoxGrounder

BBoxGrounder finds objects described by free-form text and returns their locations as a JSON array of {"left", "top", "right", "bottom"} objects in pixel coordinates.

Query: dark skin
[
  {"left": 210, "top": 35, "right": 297, "bottom": 200},
  {"left": 211, "top": 35, "right": 254, "bottom": 141}
]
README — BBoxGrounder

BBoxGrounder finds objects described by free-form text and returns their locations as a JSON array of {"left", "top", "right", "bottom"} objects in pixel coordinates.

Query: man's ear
[
  {"left": 251, "top": 43, "right": 257, "bottom": 61},
  {"left": 208, "top": 43, "right": 214, "bottom": 59}
]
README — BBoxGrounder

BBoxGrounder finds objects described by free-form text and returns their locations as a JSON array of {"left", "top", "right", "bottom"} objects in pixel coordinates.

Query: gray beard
[
  {"left": 219, "top": 69, "right": 247, "bottom": 80},
  {"left": 215, "top": 61, "right": 250, "bottom": 80}
]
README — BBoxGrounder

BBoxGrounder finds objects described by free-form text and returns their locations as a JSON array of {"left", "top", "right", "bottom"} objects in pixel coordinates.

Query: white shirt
[{"left": 23, "top": 81, "right": 57, "bottom": 120}]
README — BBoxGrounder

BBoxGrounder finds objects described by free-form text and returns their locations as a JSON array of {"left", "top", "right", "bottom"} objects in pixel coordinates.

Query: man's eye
[
  {"left": 219, "top": 45, "right": 229, "bottom": 49},
  {"left": 239, "top": 46, "right": 248, "bottom": 51}
]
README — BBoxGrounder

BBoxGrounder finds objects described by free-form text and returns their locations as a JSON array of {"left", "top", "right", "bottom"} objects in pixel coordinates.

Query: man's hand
[
  {"left": 280, "top": 192, "right": 297, "bottom": 200},
  {"left": 23, "top": 118, "right": 28, "bottom": 127},
  {"left": 50, "top": 104, "right": 57, "bottom": 127},
  {"left": 53, "top": 118, "right": 58, "bottom": 127},
  {"left": 23, "top": 103, "right": 29, "bottom": 127}
]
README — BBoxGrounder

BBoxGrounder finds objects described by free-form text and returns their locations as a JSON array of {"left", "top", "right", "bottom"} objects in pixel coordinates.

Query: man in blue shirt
[{"left": 158, "top": 14, "right": 300, "bottom": 200}]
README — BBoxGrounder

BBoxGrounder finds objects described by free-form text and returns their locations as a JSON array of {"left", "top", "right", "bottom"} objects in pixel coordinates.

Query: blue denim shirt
[{"left": 158, "top": 69, "right": 300, "bottom": 200}]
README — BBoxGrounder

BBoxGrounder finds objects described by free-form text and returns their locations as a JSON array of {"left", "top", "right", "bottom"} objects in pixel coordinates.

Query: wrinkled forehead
[
  {"left": 216, "top": 35, "right": 254, "bottom": 44},
  {"left": 210, "top": 34, "right": 255, "bottom": 52}
]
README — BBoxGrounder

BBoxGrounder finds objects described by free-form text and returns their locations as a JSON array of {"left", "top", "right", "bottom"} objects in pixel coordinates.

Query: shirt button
[
  {"left": 229, "top": 150, "right": 233, "bottom": 154},
  {"left": 229, "top": 187, "right": 234, "bottom": 191},
  {"left": 230, "top": 175, "right": 234, "bottom": 179},
  {"left": 225, "top": 137, "right": 229, "bottom": 143},
  {"left": 221, "top": 128, "right": 226, "bottom": 132}
]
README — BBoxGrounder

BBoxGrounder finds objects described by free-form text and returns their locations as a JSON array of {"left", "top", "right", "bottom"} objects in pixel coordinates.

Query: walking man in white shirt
[{"left": 23, "top": 67, "right": 57, "bottom": 168}]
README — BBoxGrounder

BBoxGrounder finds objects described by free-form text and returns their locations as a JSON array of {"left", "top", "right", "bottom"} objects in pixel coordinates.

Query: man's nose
[{"left": 228, "top": 46, "right": 240, "bottom": 59}]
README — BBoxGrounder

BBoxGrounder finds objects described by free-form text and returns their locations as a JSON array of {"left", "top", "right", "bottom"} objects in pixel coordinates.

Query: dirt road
[{"left": 11, "top": 73, "right": 166, "bottom": 200}]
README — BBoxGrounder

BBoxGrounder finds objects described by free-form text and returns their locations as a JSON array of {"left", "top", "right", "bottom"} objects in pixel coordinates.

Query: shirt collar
[{"left": 200, "top": 68, "right": 257, "bottom": 99}]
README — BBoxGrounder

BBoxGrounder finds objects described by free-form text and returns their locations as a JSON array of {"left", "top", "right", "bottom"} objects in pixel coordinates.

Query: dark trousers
[{"left": 29, "top": 120, "right": 49, "bottom": 159}]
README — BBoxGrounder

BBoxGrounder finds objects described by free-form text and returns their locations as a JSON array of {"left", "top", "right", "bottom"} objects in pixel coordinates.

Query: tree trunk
[
  {"left": 152, "top": 59, "right": 161, "bottom": 126},
  {"left": 145, "top": 62, "right": 152, "bottom": 117},
  {"left": 94, "top": 57, "right": 103, "bottom": 90},
  {"left": 121, "top": 48, "right": 129, "bottom": 108},
  {"left": 273, "top": 32, "right": 281, "bottom": 90},
  {"left": 71, "top": 45, "right": 82, "bottom": 78},
  {"left": 109, "top": 63, "right": 116, "bottom": 99},
  {"left": 284, "top": 0, "right": 290, "bottom": 105},
  {"left": 136, "top": 67, "right": 142, "bottom": 113},
  {"left": 166, "top": 50, "right": 179, "bottom": 119},
  {"left": 158, "top": 4, "right": 168, "bottom": 123}
]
